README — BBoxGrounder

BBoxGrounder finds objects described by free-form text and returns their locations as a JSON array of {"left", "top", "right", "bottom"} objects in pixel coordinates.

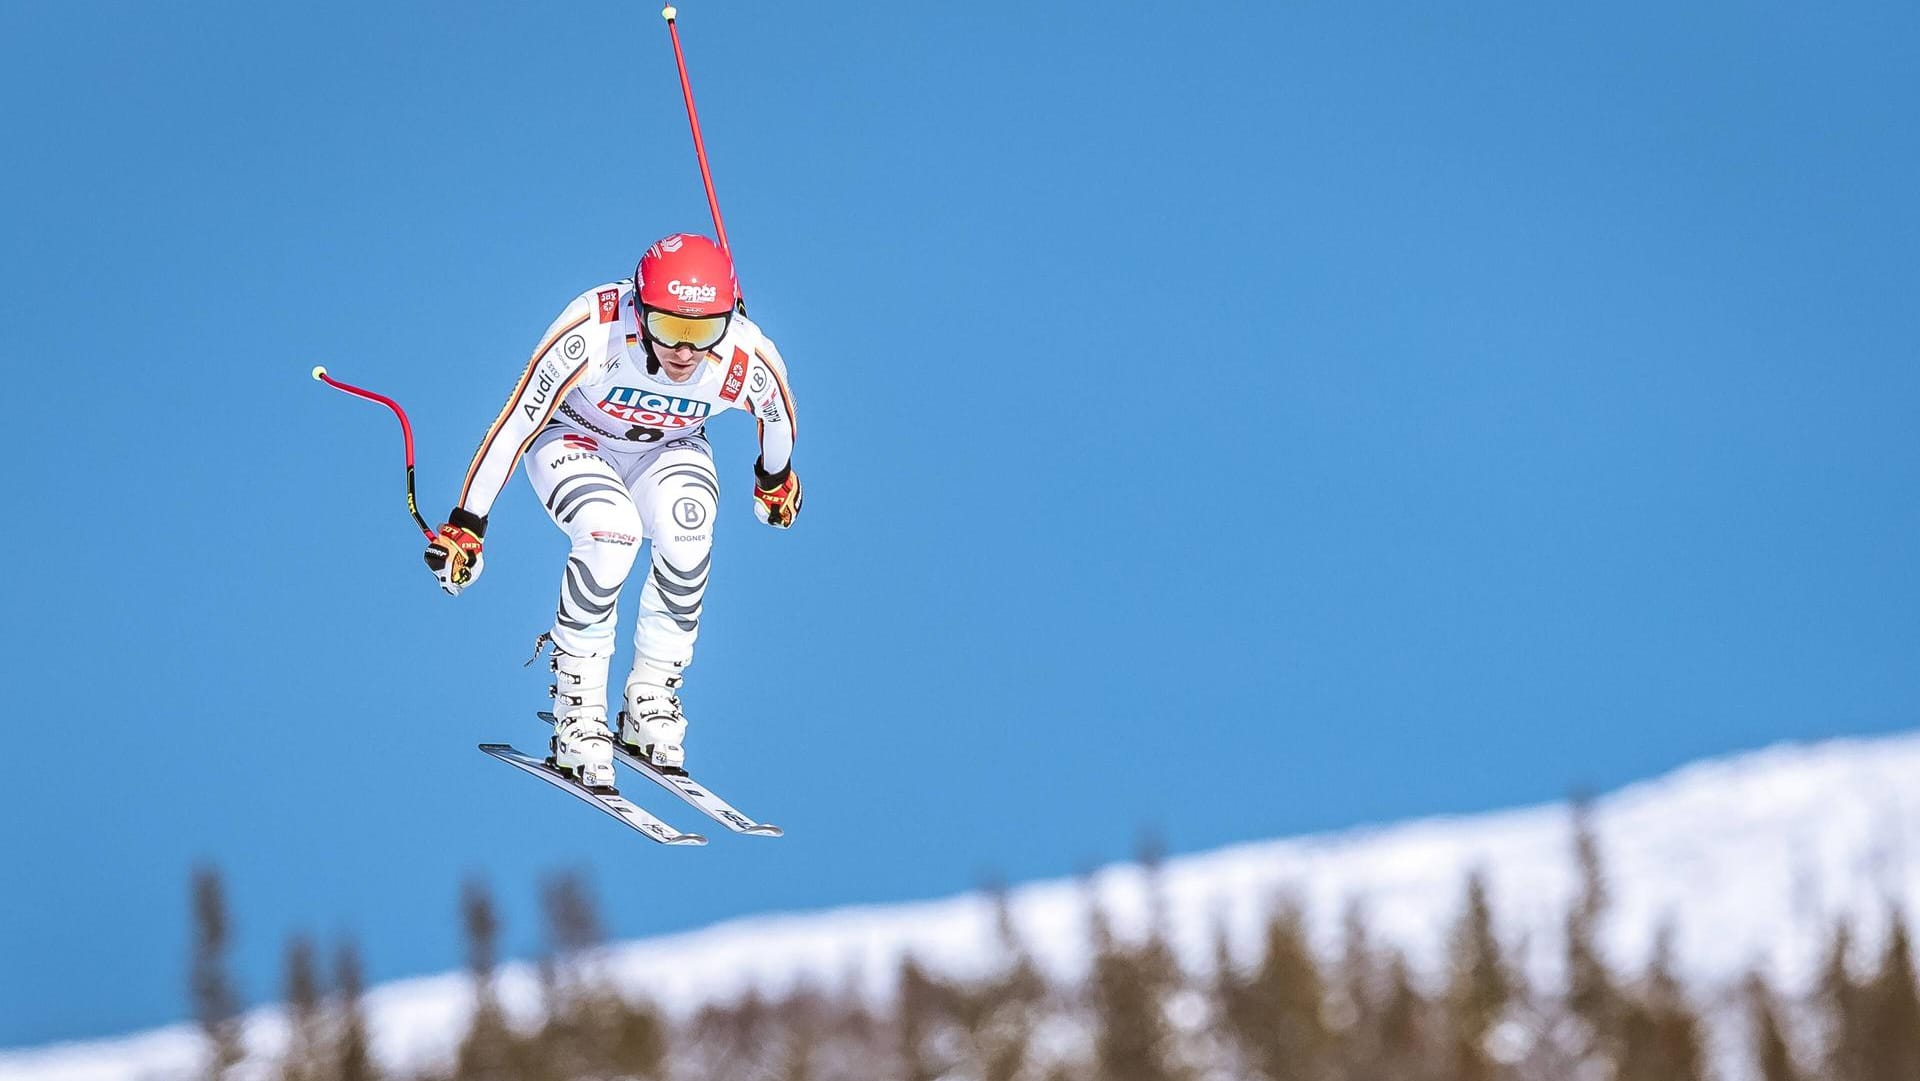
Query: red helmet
[{"left": 635, "top": 233, "right": 738, "bottom": 317}]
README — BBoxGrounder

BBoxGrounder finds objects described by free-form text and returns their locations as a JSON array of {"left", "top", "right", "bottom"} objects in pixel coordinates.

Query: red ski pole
[
  {"left": 661, "top": 3, "right": 743, "bottom": 307},
  {"left": 311, "top": 365, "right": 435, "bottom": 541}
]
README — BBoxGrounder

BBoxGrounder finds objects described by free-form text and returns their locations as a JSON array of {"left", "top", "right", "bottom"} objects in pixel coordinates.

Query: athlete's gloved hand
[
  {"left": 751, "top": 459, "right": 803, "bottom": 529},
  {"left": 424, "top": 508, "right": 488, "bottom": 595}
]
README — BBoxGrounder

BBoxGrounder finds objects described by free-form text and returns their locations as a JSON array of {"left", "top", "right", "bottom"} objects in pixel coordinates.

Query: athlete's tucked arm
[
  {"left": 744, "top": 335, "right": 802, "bottom": 529},
  {"left": 424, "top": 298, "right": 596, "bottom": 594}
]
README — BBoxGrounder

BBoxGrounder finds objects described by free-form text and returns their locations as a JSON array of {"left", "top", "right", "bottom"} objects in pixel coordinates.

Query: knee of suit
[
  {"left": 652, "top": 532, "right": 712, "bottom": 570},
  {"left": 567, "top": 502, "right": 645, "bottom": 563},
  {"left": 650, "top": 494, "right": 716, "bottom": 562}
]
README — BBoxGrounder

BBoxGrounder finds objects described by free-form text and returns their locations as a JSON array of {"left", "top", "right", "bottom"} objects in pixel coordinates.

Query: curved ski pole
[{"left": 311, "top": 366, "right": 435, "bottom": 540}]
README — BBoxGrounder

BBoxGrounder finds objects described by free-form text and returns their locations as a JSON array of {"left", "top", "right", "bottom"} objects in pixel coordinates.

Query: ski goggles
[{"left": 643, "top": 307, "right": 732, "bottom": 351}]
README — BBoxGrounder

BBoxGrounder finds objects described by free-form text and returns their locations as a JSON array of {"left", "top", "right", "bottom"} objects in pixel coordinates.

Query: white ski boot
[
  {"left": 620, "top": 679, "right": 689, "bottom": 773},
  {"left": 547, "top": 646, "right": 616, "bottom": 789}
]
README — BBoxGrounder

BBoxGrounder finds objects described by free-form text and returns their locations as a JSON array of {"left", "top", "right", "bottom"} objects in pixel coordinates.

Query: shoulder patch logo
[
  {"left": 596, "top": 289, "right": 620, "bottom": 323},
  {"left": 718, "top": 348, "right": 750, "bottom": 404}
]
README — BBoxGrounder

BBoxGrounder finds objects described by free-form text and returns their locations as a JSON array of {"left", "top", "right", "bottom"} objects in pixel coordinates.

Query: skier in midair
[{"left": 422, "top": 234, "right": 801, "bottom": 788}]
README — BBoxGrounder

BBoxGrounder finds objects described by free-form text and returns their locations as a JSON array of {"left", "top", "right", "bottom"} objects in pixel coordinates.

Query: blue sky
[{"left": 2, "top": 0, "right": 1916, "bottom": 1047}]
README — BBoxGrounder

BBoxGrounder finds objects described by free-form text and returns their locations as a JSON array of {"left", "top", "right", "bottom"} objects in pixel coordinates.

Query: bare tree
[
  {"left": 455, "top": 877, "right": 519, "bottom": 1081},
  {"left": 1615, "top": 926, "right": 1707, "bottom": 1081},
  {"left": 280, "top": 934, "right": 326, "bottom": 1081},
  {"left": 1218, "top": 898, "right": 1329, "bottom": 1081},
  {"left": 1564, "top": 800, "right": 1622, "bottom": 1072},
  {"left": 1374, "top": 950, "right": 1435, "bottom": 1081},
  {"left": 1088, "top": 879, "right": 1190, "bottom": 1081},
  {"left": 1863, "top": 909, "right": 1920, "bottom": 1081},
  {"left": 191, "top": 865, "right": 245, "bottom": 1081},
  {"left": 534, "top": 871, "right": 665, "bottom": 1081},
  {"left": 1818, "top": 920, "right": 1869, "bottom": 1081},
  {"left": 332, "top": 937, "right": 377, "bottom": 1081},
  {"left": 895, "top": 956, "right": 954, "bottom": 1081},
  {"left": 1445, "top": 871, "right": 1513, "bottom": 1081},
  {"left": 1745, "top": 970, "right": 1802, "bottom": 1081}
]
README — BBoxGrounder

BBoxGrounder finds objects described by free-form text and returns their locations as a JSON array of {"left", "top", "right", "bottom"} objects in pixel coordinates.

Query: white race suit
[{"left": 453, "top": 280, "right": 798, "bottom": 685}]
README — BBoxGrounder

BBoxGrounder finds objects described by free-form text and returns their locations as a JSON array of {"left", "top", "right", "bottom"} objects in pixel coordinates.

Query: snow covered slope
[{"left": 7, "top": 732, "right": 1919, "bottom": 1081}]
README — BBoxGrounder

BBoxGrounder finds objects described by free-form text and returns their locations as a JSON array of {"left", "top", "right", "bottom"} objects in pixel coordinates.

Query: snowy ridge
[{"left": 7, "top": 731, "right": 1919, "bottom": 1081}]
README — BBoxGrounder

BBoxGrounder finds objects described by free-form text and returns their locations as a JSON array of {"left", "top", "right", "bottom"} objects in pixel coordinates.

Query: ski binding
[
  {"left": 478, "top": 743, "right": 707, "bottom": 846},
  {"left": 536, "top": 712, "right": 783, "bottom": 837}
]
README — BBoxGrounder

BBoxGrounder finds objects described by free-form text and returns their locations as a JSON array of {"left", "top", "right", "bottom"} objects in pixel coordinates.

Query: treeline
[{"left": 189, "top": 809, "right": 1920, "bottom": 1081}]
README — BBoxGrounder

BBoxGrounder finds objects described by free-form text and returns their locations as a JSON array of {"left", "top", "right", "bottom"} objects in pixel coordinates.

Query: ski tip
[{"left": 745, "top": 824, "right": 785, "bottom": 838}]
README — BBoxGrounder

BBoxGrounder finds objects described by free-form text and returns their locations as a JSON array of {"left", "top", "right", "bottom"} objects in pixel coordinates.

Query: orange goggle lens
[{"left": 644, "top": 309, "right": 731, "bottom": 350}]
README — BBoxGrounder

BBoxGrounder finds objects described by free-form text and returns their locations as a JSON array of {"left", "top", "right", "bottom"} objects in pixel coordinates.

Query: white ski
[
  {"left": 536, "top": 712, "right": 784, "bottom": 837},
  {"left": 478, "top": 743, "right": 708, "bottom": 846}
]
